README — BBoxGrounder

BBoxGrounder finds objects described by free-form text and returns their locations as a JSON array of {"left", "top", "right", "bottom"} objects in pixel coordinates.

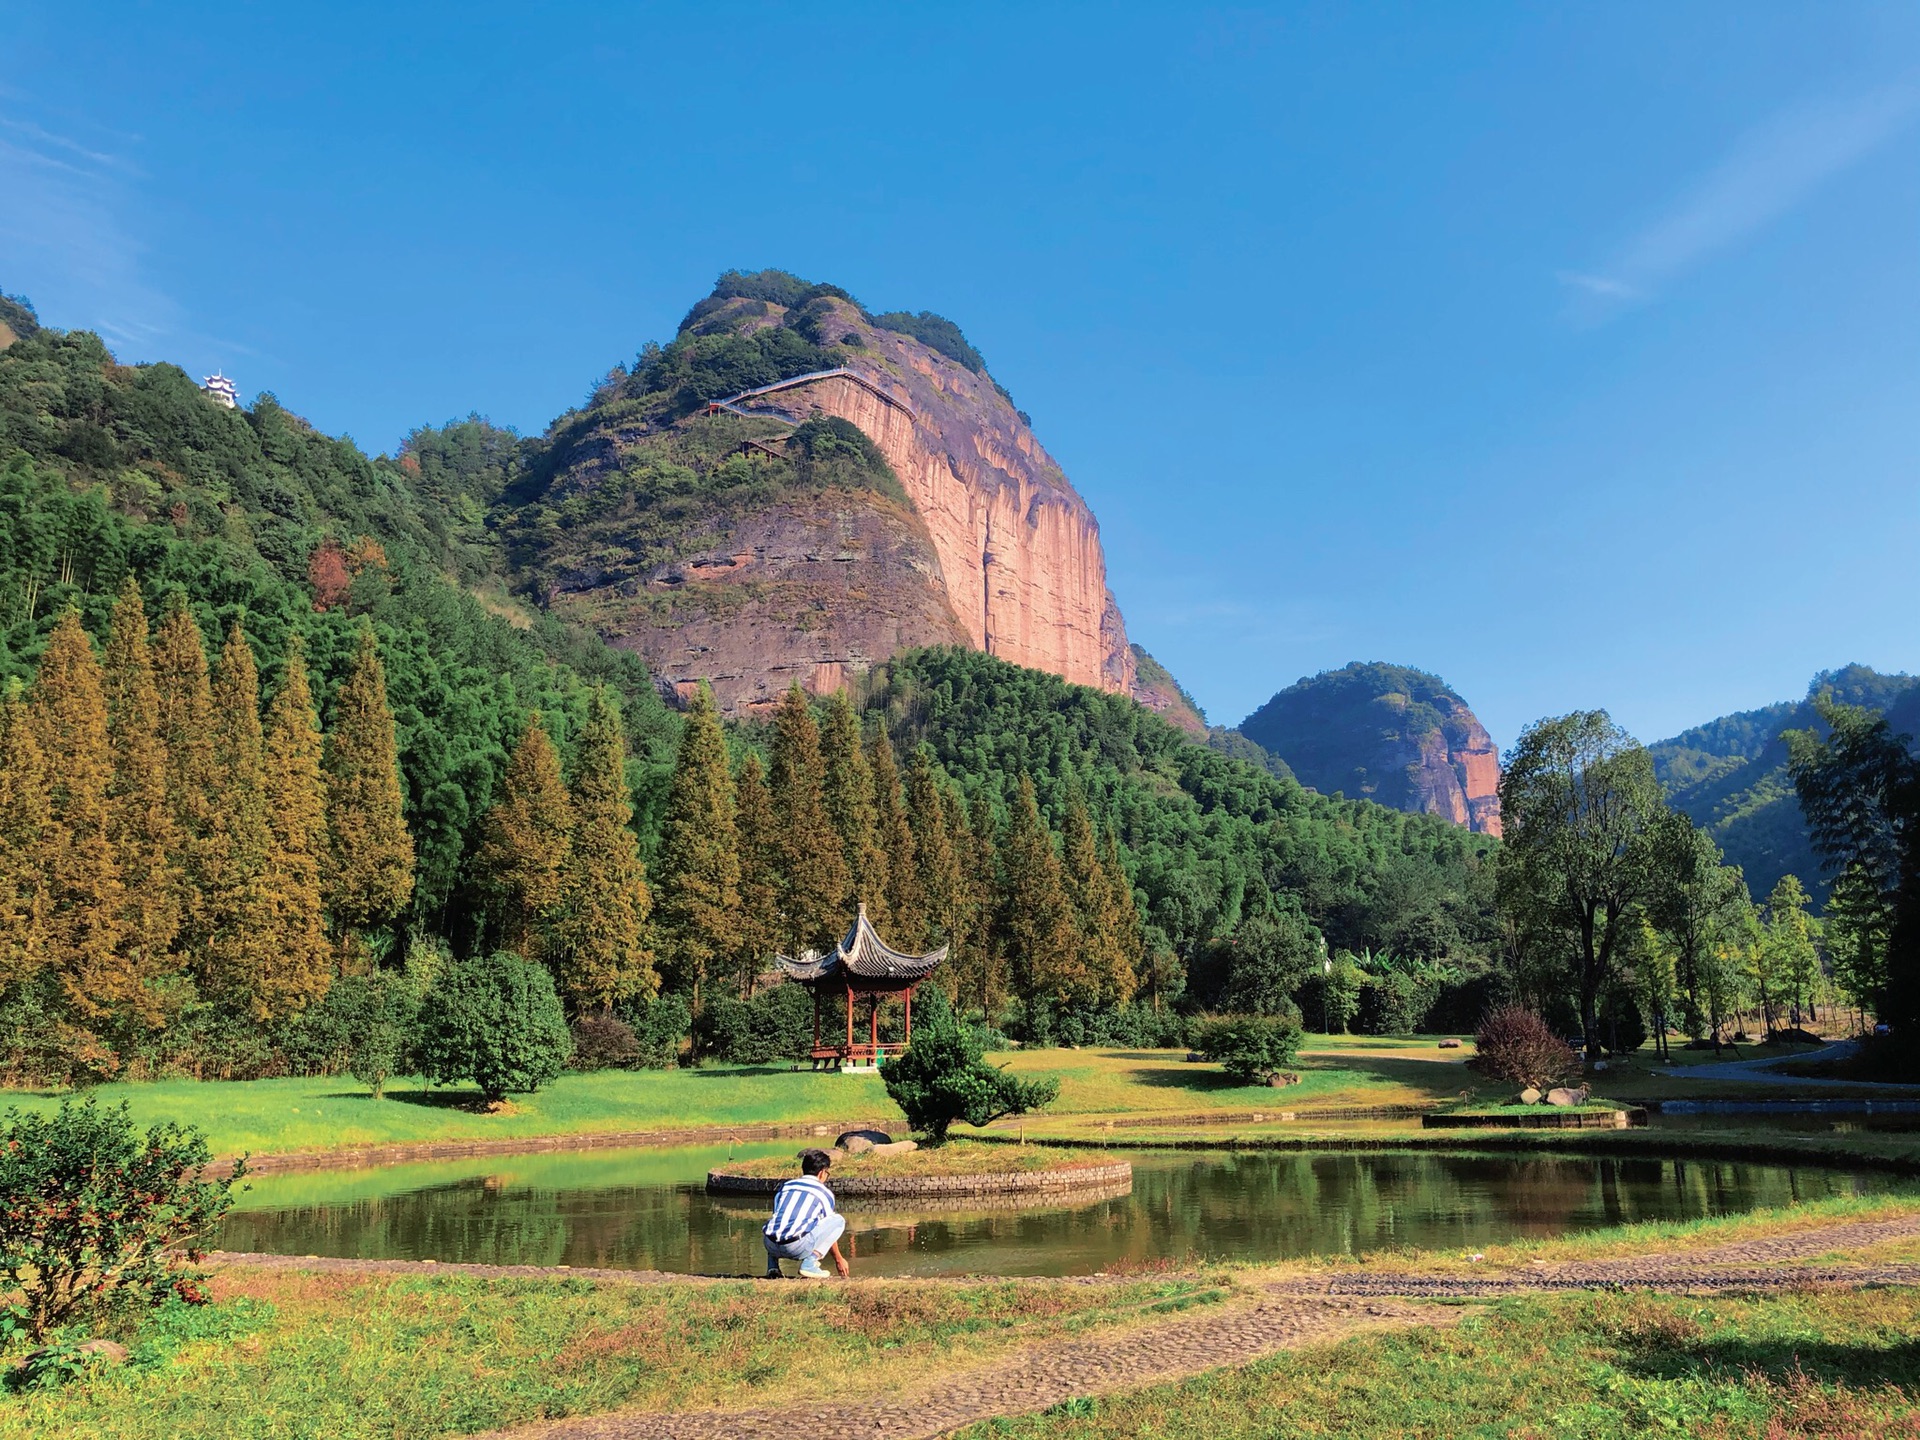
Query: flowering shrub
[
  {"left": 1472, "top": 1005, "right": 1581, "bottom": 1091},
  {"left": 0, "top": 1098, "right": 248, "bottom": 1339}
]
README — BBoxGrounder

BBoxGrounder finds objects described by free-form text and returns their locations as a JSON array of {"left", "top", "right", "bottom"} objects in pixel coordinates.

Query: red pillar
[
  {"left": 905, "top": 989, "right": 913, "bottom": 1045},
  {"left": 869, "top": 995, "right": 879, "bottom": 1055},
  {"left": 812, "top": 993, "right": 821, "bottom": 1054},
  {"left": 845, "top": 987, "right": 854, "bottom": 1053}
]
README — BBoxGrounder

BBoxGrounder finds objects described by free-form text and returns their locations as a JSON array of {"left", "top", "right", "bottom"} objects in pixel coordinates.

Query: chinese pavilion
[
  {"left": 201, "top": 372, "right": 240, "bottom": 409},
  {"left": 776, "top": 905, "right": 947, "bottom": 1071}
]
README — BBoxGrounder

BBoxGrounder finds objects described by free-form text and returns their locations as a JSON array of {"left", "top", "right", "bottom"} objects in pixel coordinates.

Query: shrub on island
[
  {"left": 882, "top": 988, "right": 1059, "bottom": 1143},
  {"left": 1472, "top": 1005, "right": 1580, "bottom": 1094}
]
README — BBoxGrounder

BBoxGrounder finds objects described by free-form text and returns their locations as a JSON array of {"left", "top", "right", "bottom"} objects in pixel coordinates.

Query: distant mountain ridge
[
  {"left": 1651, "top": 664, "right": 1920, "bottom": 905},
  {"left": 1234, "top": 662, "right": 1502, "bottom": 836}
]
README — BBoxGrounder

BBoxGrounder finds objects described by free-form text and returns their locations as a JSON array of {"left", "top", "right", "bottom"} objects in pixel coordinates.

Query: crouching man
[{"left": 763, "top": 1148, "right": 851, "bottom": 1280}]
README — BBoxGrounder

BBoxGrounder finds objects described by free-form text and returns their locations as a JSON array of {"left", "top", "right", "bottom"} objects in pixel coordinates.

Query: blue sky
[{"left": 4, "top": 3, "right": 1916, "bottom": 750}]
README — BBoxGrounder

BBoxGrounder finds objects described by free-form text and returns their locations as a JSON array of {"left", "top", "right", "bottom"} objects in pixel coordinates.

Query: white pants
[{"left": 765, "top": 1211, "right": 846, "bottom": 1264}]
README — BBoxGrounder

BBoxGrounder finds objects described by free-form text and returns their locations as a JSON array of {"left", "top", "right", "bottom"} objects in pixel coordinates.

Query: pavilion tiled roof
[{"left": 774, "top": 905, "right": 948, "bottom": 984}]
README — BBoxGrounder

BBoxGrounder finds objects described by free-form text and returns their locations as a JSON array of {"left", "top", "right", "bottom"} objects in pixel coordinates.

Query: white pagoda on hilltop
[{"left": 201, "top": 372, "right": 239, "bottom": 409}]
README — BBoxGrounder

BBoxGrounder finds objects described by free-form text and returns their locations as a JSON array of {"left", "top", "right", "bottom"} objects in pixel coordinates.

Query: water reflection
[{"left": 216, "top": 1142, "right": 1896, "bottom": 1278}]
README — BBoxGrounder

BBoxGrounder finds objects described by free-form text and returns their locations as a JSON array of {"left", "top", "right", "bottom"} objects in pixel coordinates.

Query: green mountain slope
[{"left": 1650, "top": 665, "right": 1920, "bottom": 905}]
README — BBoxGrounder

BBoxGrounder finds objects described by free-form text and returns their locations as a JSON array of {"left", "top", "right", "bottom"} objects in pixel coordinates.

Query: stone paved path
[{"left": 433, "top": 1212, "right": 1920, "bottom": 1440}]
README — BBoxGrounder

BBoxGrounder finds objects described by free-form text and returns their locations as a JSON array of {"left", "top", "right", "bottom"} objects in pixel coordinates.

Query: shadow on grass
[
  {"left": 1620, "top": 1332, "right": 1920, "bottom": 1391},
  {"left": 321, "top": 1088, "right": 497, "bottom": 1112},
  {"left": 1127, "top": 1066, "right": 1253, "bottom": 1094},
  {"left": 688, "top": 1066, "right": 809, "bottom": 1079}
]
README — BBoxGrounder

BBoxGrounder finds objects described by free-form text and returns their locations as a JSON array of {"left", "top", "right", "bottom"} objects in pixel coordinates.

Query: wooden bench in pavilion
[{"left": 776, "top": 906, "right": 948, "bottom": 1071}]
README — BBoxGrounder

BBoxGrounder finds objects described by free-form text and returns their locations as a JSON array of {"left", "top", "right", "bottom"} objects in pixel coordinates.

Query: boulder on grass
[
  {"left": 868, "top": 1139, "right": 918, "bottom": 1156},
  {"left": 1268, "top": 1072, "right": 1300, "bottom": 1088},
  {"left": 1545, "top": 1086, "right": 1591, "bottom": 1108},
  {"left": 837, "top": 1129, "right": 892, "bottom": 1154},
  {"left": 1437, "top": 1038, "right": 1463, "bottom": 1049},
  {"left": 1518, "top": 1087, "right": 1542, "bottom": 1105}
]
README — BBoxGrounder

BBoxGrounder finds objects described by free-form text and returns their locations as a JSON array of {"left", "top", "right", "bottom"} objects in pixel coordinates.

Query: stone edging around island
[
  {"left": 706, "top": 1160, "right": 1134, "bottom": 1198},
  {"left": 219, "top": 1119, "right": 897, "bottom": 1176},
  {"left": 1422, "top": 1108, "right": 1648, "bottom": 1131}
]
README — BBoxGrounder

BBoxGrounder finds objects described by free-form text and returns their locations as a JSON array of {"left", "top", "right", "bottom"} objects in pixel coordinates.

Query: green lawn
[
  {"left": 959, "top": 1286, "right": 1920, "bottom": 1439},
  {"left": 0, "top": 1269, "right": 1223, "bottom": 1440}
]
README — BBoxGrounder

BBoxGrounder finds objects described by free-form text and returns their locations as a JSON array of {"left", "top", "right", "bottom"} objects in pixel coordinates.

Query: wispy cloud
[
  {"left": 0, "top": 103, "right": 182, "bottom": 356},
  {"left": 1562, "top": 82, "right": 1920, "bottom": 319}
]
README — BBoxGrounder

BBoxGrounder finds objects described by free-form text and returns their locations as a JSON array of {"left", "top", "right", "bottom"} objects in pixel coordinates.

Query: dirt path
[{"left": 274, "top": 1212, "right": 1920, "bottom": 1440}]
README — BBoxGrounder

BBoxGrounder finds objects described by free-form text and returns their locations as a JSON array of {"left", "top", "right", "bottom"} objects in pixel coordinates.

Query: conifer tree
[
  {"left": 151, "top": 594, "right": 216, "bottom": 953},
  {"left": 28, "top": 611, "right": 127, "bottom": 1017},
  {"left": 1060, "top": 786, "right": 1109, "bottom": 998},
  {"left": 820, "top": 690, "right": 882, "bottom": 914},
  {"left": 770, "top": 685, "right": 847, "bottom": 953},
  {"left": 260, "top": 633, "right": 332, "bottom": 1016},
  {"left": 550, "top": 687, "right": 656, "bottom": 1009},
  {"left": 998, "top": 775, "right": 1079, "bottom": 1004},
  {"left": 202, "top": 622, "right": 276, "bottom": 1013},
  {"left": 0, "top": 687, "right": 50, "bottom": 988},
  {"left": 102, "top": 577, "right": 179, "bottom": 1015},
  {"left": 325, "top": 626, "right": 415, "bottom": 932},
  {"left": 908, "top": 748, "right": 964, "bottom": 948},
  {"left": 960, "top": 791, "right": 1007, "bottom": 1018},
  {"left": 732, "top": 751, "right": 780, "bottom": 998},
  {"left": 654, "top": 682, "right": 739, "bottom": 1011},
  {"left": 868, "top": 727, "right": 922, "bottom": 945},
  {"left": 472, "top": 714, "right": 573, "bottom": 958},
  {"left": 1100, "top": 825, "right": 1145, "bottom": 1003}
]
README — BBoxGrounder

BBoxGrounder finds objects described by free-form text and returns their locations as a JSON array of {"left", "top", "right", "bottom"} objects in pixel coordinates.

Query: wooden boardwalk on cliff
[{"left": 704, "top": 367, "right": 915, "bottom": 423}]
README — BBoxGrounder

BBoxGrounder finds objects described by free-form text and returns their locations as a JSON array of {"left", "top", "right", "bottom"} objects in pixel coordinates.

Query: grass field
[
  {"left": 0, "top": 1269, "right": 1226, "bottom": 1440},
  {"left": 957, "top": 1286, "right": 1920, "bottom": 1439}
]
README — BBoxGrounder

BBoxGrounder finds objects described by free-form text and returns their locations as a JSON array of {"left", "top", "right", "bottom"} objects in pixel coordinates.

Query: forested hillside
[
  {"left": 1652, "top": 665, "right": 1920, "bottom": 904},
  {"left": 0, "top": 293, "right": 1498, "bottom": 1081}
]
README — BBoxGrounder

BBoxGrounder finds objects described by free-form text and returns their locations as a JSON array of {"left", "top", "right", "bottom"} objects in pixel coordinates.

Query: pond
[{"left": 214, "top": 1141, "right": 1902, "bottom": 1278}]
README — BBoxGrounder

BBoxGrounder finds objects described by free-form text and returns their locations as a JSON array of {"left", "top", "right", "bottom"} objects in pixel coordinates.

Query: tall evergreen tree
[
  {"left": 260, "top": 633, "right": 332, "bottom": 1016},
  {"left": 732, "top": 751, "right": 779, "bottom": 998},
  {"left": 1057, "top": 786, "right": 1112, "bottom": 1003},
  {"left": 551, "top": 687, "right": 656, "bottom": 1009},
  {"left": 28, "top": 611, "right": 127, "bottom": 1018},
  {"left": 998, "top": 775, "right": 1078, "bottom": 1004},
  {"left": 820, "top": 690, "right": 882, "bottom": 914},
  {"left": 0, "top": 687, "right": 50, "bottom": 988},
  {"left": 1100, "top": 825, "right": 1145, "bottom": 1003},
  {"left": 101, "top": 577, "right": 179, "bottom": 1017},
  {"left": 769, "top": 685, "right": 847, "bottom": 953},
  {"left": 868, "top": 727, "right": 921, "bottom": 945},
  {"left": 471, "top": 715, "right": 572, "bottom": 958},
  {"left": 653, "top": 682, "right": 739, "bottom": 1011},
  {"left": 151, "top": 594, "right": 216, "bottom": 956},
  {"left": 907, "top": 748, "right": 964, "bottom": 948},
  {"left": 959, "top": 791, "right": 1006, "bottom": 1018},
  {"left": 325, "top": 626, "right": 415, "bottom": 933},
  {"left": 202, "top": 622, "right": 276, "bottom": 1014}
]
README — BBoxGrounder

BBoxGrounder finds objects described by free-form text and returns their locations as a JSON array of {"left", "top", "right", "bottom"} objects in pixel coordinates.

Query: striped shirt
[{"left": 764, "top": 1175, "right": 836, "bottom": 1243}]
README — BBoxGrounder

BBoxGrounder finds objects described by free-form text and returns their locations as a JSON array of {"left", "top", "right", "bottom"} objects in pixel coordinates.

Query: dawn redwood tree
[
  {"left": 958, "top": 791, "right": 1006, "bottom": 1018},
  {"left": 261, "top": 633, "right": 333, "bottom": 1017},
  {"left": 152, "top": 594, "right": 217, "bottom": 953},
  {"left": 653, "top": 682, "right": 740, "bottom": 1011},
  {"left": 770, "top": 685, "right": 847, "bottom": 953},
  {"left": 821, "top": 690, "right": 882, "bottom": 916},
  {"left": 550, "top": 687, "right": 655, "bottom": 1009},
  {"left": 102, "top": 577, "right": 180, "bottom": 1015},
  {"left": 906, "top": 747, "right": 962, "bottom": 948},
  {"left": 867, "top": 727, "right": 919, "bottom": 943},
  {"left": 325, "top": 625, "right": 415, "bottom": 936},
  {"left": 1497, "top": 710, "right": 1670, "bottom": 1058},
  {"left": 731, "top": 752, "right": 779, "bottom": 999},
  {"left": 0, "top": 687, "right": 49, "bottom": 988},
  {"left": 1763, "top": 875, "right": 1821, "bottom": 1028},
  {"left": 27, "top": 611, "right": 126, "bottom": 1023},
  {"left": 472, "top": 714, "right": 573, "bottom": 959},
  {"left": 203, "top": 622, "right": 277, "bottom": 1015},
  {"left": 999, "top": 775, "right": 1080, "bottom": 1004}
]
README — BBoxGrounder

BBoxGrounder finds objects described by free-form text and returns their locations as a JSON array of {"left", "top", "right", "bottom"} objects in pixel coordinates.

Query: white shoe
[{"left": 798, "top": 1256, "right": 830, "bottom": 1279}]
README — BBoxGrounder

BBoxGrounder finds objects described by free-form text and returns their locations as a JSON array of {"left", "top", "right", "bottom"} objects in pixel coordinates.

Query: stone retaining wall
[
  {"left": 224, "top": 1119, "right": 895, "bottom": 1176},
  {"left": 1421, "top": 1109, "right": 1646, "bottom": 1131},
  {"left": 706, "top": 1160, "right": 1133, "bottom": 1197}
]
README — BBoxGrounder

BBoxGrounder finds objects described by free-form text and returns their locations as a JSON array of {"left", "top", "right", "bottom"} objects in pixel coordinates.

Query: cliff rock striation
[
  {"left": 508, "top": 272, "right": 1136, "bottom": 714},
  {"left": 1237, "top": 662, "right": 1502, "bottom": 836}
]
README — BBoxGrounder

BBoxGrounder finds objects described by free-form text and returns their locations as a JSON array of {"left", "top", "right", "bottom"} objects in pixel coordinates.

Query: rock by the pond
[
  {"left": 1545, "top": 1086, "right": 1591, "bottom": 1108},
  {"left": 868, "top": 1139, "right": 919, "bottom": 1156},
  {"left": 837, "top": 1129, "right": 892, "bottom": 1154},
  {"left": 1437, "top": 1038, "right": 1463, "bottom": 1049},
  {"left": 1268, "top": 1072, "right": 1301, "bottom": 1088},
  {"left": 1518, "top": 1087, "right": 1542, "bottom": 1105}
]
